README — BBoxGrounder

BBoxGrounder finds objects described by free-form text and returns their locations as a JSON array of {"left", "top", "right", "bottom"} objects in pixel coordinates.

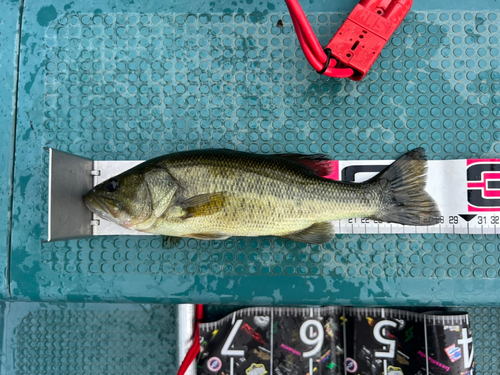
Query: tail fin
[{"left": 369, "top": 148, "right": 440, "bottom": 226}]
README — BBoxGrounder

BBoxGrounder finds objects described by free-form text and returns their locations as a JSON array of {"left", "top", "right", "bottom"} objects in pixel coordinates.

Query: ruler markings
[{"left": 93, "top": 159, "right": 500, "bottom": 236}]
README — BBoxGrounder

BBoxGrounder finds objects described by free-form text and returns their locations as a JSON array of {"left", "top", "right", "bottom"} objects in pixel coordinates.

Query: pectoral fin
[
  {"left": 179, "top": 192, "right": 228, "bottom": 219},
  {"left": 281, "top": 222, "right": 335, "bottom": 244}
]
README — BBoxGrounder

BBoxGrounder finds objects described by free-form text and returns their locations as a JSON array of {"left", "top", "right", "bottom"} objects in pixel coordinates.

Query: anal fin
[{"left": 281, "top": 222, "right": 335, "bottom": 244}]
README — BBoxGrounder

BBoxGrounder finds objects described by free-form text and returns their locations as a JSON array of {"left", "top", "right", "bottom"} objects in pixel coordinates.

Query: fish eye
[{"left": 105, "top": 178, "right": 120, "bottom": 192}]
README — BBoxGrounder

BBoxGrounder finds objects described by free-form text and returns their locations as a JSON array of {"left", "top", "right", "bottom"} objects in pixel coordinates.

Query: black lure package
[{"left": 197, "top": 307, "right": 474, "bottom": 375}]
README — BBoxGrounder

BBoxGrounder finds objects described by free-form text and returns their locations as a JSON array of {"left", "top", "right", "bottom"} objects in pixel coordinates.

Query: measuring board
[
  {"left": 89, "top": 157, "right": 500, "bottom": 236},
  {"left": 196, "top": 306, "right": 474, "bottom": 375}
]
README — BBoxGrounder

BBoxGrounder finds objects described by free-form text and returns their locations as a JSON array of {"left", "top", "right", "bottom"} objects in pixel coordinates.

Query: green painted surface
[
  {"left": 0, "top": 0, "right": 21, "bottom": 300},
  {"left": 3, "top": 0, "right": 500, "bottom": 373},
  {"left": 9, "top": 0, "right": 500, "bottom": 305}
]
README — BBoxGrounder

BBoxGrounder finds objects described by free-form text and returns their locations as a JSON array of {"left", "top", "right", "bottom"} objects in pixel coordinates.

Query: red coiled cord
[{"left": 285, "top": 0, "right": 354, "bottom": 78}]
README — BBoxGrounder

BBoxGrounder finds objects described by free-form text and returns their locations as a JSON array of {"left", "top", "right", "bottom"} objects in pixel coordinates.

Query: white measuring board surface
[
  {"left": 196, "top": 306, "right": 473, "bottom": 375},
  {"left": 90, "top": 157, "right": 500, "bottom": 236}
]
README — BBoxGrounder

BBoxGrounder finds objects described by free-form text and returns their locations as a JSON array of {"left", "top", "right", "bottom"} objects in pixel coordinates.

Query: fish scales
[
  {"left": 153, "top": 151, "right": 378, "bottom": 237},
  {"left": 84, "top": 149, "right": 440, "bottom": 244}
]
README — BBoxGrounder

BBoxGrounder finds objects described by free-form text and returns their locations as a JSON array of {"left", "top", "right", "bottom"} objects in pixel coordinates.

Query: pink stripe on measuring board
[{"left": 467, "top": 158, "right": 500, "bottom": 165}]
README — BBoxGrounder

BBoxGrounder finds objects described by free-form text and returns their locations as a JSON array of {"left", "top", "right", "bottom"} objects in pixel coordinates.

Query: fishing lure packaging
[{"left": 197, "top": 307, "right": 474, "bottom": 375}]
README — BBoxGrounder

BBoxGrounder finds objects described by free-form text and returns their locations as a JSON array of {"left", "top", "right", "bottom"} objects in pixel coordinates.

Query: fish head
[
  {"left": 83, "top": 166, "right": 178, "bottom": 229},
  {"left": 84, "top": 172, "right": 152, "bottom": 228}
]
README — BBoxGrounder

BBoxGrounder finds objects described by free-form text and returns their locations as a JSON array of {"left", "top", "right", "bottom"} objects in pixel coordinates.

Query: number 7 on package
[{"left": 198, "top": 314, "right": 272, "bottom": 375}]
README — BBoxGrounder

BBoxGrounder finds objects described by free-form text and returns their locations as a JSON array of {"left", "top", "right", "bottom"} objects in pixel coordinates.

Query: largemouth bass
[{"left": 83, "top": 148, "right": 440, "bottom": 244}]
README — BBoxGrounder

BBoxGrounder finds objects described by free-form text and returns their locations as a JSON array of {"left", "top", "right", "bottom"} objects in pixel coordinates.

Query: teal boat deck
[{"left": 1, "top": 0, "right": 500, "bottom": 373}]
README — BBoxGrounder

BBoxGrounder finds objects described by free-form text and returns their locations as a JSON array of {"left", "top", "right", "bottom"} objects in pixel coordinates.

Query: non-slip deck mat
[
  {"left": 0, "top": 302, "right": 177, "bottom": 375},
  {"left": 9, "top": 0, "right": 500, "bottom": 304}
]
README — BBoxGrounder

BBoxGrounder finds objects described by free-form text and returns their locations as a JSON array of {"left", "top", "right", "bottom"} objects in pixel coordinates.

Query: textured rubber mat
[
  {"left": 0, "top": 302, "right": 177, "bottom": 375},
  {"left": 8, "top": 0, "right": 500, "bottom": 305}
]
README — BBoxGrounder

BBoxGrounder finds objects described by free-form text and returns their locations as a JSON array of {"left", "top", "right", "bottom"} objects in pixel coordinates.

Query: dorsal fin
[{"left": 275, "top": 154, "right": 333, "bottom": 177}]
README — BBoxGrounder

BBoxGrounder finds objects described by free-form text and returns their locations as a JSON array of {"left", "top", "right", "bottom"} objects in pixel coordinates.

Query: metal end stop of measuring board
[{"left": 46, "top": 148, "right": 94, "bottom": 242}]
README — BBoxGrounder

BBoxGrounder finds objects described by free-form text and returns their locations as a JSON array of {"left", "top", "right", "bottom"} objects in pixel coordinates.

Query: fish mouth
[{"left": 83, "top": 192, "right": 121, "bottom": 224}]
